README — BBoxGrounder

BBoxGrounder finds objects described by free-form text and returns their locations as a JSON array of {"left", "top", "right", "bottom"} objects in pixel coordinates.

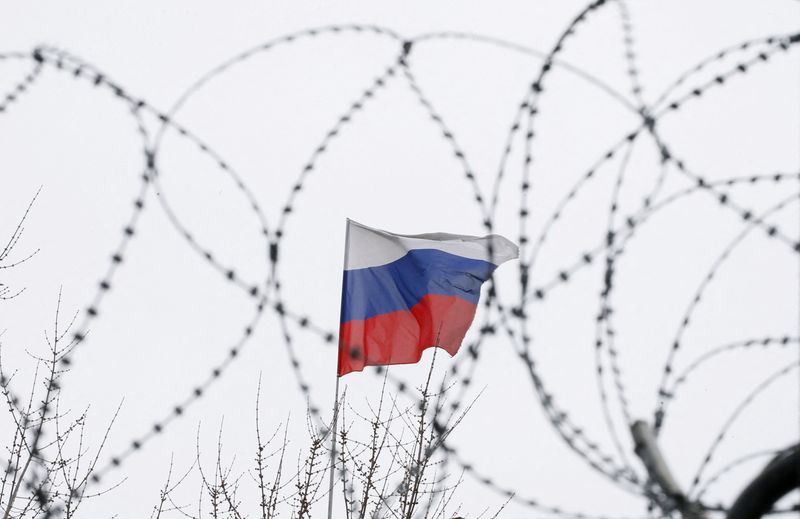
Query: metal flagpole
[
  {"left": 326, "top": 375, "right": 341, "bottom": 519},
  {"left": 328, "top": 218, "right": 351, "bottom": 519}
]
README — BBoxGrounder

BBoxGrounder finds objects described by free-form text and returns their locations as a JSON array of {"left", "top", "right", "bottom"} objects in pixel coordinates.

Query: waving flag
[{"left": 337, "top": 219, "right": 518, "bottom": 376}]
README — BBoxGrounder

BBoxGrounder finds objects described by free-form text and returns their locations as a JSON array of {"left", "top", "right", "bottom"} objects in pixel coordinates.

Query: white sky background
[{"left": 0, "top": 1, "right": 799, "bottom": 517}]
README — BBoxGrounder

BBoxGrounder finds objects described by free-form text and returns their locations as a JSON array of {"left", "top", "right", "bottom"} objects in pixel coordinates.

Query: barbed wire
[
  {"left": 0, "top": 57, "right": 41, "bottom": 115},
  {"left": 0, "top": 0, "right": 798, "bottom": 516}
]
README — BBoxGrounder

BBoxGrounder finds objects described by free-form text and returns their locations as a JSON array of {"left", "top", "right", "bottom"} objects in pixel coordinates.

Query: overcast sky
[{"left": 1, "top": 1, "right": 799, "bottom": 517}]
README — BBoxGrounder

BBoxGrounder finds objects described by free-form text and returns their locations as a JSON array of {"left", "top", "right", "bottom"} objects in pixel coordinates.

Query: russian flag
[{"left": 338, "top": 220, "right": 518, "bottom": 377}]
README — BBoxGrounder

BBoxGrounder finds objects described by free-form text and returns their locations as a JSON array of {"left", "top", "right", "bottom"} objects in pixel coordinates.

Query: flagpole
[
  {"left": 326, "top": 375, "right": 340, "bottom": 519},
  {"left": 328, "top": 219, "right": 351, "bottom": 519}
]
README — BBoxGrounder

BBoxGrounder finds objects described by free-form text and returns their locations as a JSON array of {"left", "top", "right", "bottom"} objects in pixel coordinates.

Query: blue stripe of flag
[{"left": 341, "top": 248, "right": 497, "bottom": 323}]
